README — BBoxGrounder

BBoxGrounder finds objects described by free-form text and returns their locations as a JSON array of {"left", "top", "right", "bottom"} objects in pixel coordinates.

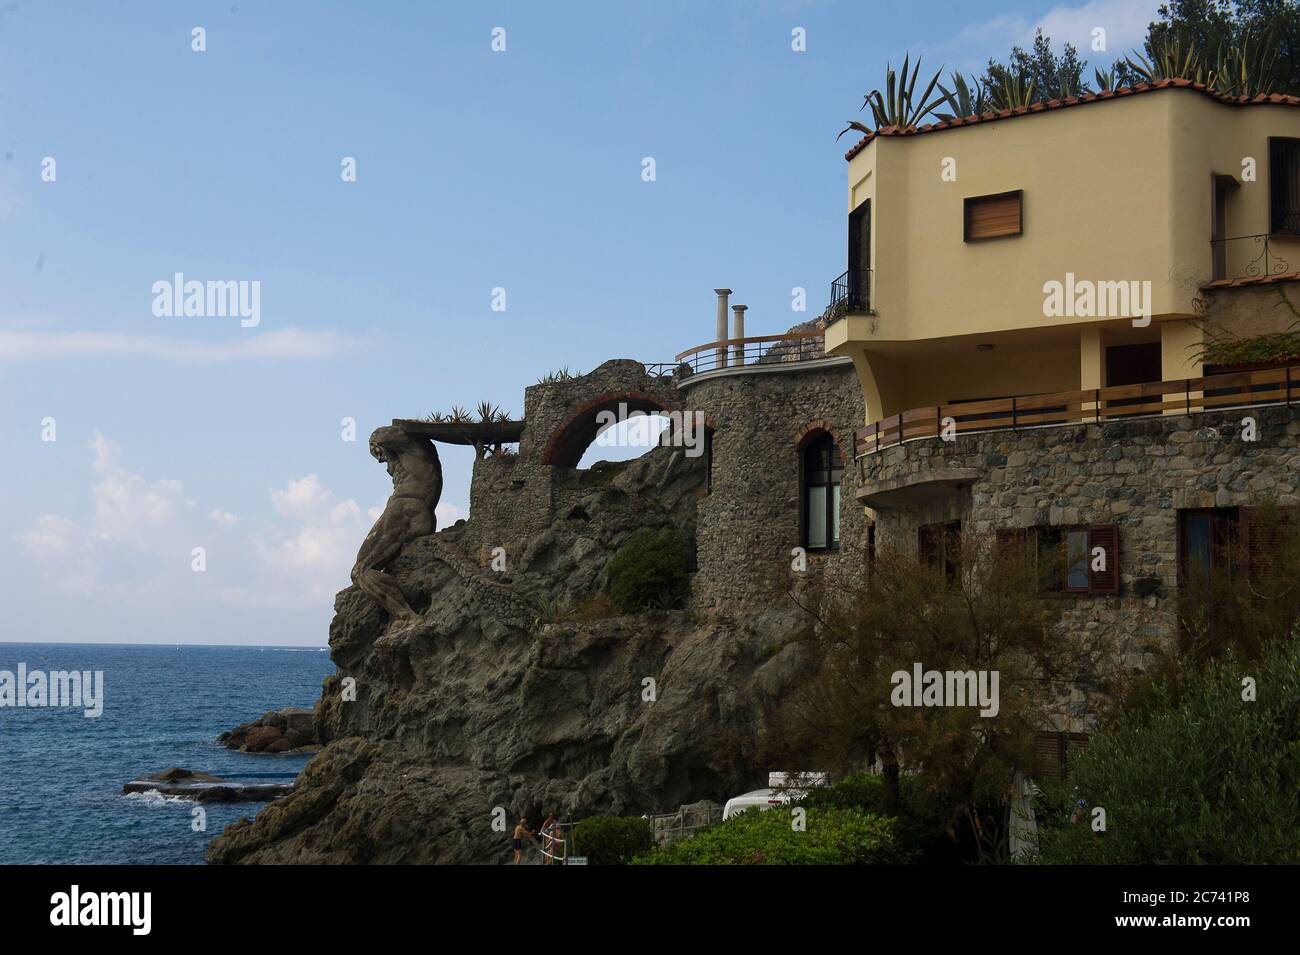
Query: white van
[{"left": 722, "top": 772, "right": 829, "bottom": 820}]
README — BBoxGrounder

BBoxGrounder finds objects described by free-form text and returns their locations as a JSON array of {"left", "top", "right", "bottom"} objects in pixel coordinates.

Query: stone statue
[{"left": 351, "top": 425, "right": 443, "bottom": 629}]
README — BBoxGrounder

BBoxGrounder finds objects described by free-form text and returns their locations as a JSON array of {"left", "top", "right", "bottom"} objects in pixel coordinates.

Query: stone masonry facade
[
  {"left": 465, "top": 354, "right": 868, "bottom": 612},
  {"left": 861, "top": 403, "right": 1300, "bottom": 729}
]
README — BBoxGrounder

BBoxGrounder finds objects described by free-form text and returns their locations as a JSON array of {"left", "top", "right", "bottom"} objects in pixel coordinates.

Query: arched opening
[
  {"left": 542, "top": 393, "right": 674, "bottom": 469},
  {"left": 576, "top": 412, "right": 672, "bottom": 469},
  {"left": 800, "top": 430, "right": 843, "bottom": 551}
]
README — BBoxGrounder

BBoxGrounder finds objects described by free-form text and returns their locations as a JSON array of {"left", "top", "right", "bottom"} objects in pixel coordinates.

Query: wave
[{"left": 121, "top": 789, "right": 190, "bottom": 807}]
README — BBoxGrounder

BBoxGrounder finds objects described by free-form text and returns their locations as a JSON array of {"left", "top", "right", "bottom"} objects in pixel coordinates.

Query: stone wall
[
  {"left": 683, "top": 359, "right": 868, "bottom": 610},
  {"left": 464, "top": 354, "right": 868, "bottom": 614},
  {"left": 861, "top": 404, "right": 1300, "bottom": 728}
]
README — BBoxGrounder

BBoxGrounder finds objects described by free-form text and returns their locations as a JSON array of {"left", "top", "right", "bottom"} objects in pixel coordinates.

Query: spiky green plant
[
  {"left": 1211, "top": 33, "right": 1279, "bottom": 97},
  {"left": 1094, "top": 66, "right": 1118, "bottom": 91},
  {"left": 476, "top": 400, "right": 500, "bottom": 423},
  {"left": 936, "top": 72, "right": 988, "bottom": 121},
  {"left": 986, "top": 70, "right": 1036, "bottom": 110},
  {"left": 838, "top": 53, "right": 949, "bottom": 139},
  {"left": 1126, "top": 37, "right": 1207, "bottom": 84}
]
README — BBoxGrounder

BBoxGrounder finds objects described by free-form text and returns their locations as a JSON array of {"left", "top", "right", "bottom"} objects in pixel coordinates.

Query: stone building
[{"left": 421, "top": 287, "right": 867, "bottom": 613}]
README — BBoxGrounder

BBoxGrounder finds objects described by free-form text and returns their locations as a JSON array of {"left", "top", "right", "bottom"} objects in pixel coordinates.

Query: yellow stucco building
[{"left": 826, "top": 78, "right": 1300, "bottom": 429}]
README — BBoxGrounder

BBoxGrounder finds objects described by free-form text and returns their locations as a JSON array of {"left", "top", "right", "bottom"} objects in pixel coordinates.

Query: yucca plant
[
  {"left": 838, "top": 53, "right": 949, "bottom": 139},
  {"left": 476, "top": 400, "right": 500, "bottom": 423},
  {"left": 448, "top": 405, "right": 472, "bottom": 424}
]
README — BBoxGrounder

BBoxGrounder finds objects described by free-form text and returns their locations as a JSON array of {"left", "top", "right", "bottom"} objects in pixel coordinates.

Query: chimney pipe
[
  {"left": 713, "top": 289, "right": 731, "bottom": 369},
  {"left": 731, "top": 304, "right": 747, "bottom": 366}
]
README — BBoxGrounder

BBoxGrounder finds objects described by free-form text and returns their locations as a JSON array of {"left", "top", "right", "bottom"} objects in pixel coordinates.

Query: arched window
[{"left": 802, "top": 432, "right": 843, "bottom": 551}]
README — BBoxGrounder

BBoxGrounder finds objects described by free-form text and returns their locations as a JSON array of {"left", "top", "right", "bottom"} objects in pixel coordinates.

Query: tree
[
  {"left": 981, "top": 30, "right": 1088, "bottom": 104},
  {"left": 777, "top": 534, "right": 1112, "bottom": 858}
]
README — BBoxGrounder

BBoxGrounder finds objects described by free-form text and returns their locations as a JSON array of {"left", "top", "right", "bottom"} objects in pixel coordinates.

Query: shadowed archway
[{"left": 541, "top": 391, "right": 675, "bottom": 468}]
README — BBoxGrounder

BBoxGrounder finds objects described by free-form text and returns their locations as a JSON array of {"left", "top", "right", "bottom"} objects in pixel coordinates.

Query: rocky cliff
[{"left": 207, "top": 443, "right": 814, "bottom": 864}]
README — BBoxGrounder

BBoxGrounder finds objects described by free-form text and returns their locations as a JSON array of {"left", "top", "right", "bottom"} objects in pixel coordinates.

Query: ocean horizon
[{"left": 0, "top": 643, "right": 333, "bottom": 864}]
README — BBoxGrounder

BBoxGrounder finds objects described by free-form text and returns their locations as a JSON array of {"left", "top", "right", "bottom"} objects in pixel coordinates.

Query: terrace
[{"left": 854, "top": 363, "right": 1300, "bottom": 458}]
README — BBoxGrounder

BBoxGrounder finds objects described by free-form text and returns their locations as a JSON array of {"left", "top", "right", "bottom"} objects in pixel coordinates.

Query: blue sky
[{"left": 0, "top": 0, "right": 1158, "bottom": 644}]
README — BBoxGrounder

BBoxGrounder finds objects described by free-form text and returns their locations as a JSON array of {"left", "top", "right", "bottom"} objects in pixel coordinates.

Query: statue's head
[{"left": 368, "top": 425, "right": 410, "bottom": 463}]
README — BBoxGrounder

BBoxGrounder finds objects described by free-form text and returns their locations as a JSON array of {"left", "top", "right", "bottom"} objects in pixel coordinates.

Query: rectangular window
[
  {"left": 997, "top": 524, "right": 1119, "bottom": 595},
  {"left": 1270, "top": 137, "right": 1300, "bottom": 235},
  {"left": 1034, "top": 732, "right": 1089, "bottom": 780},
  {"left": 964, "top": 190, "right": 1023, "bottom": 241},
  {"left": 1065, "top": 529, "right": 1090, "bottom": 591},
  {"left": 919, "top": 520, "right": 961, "bottom": 582},
  {"left": 1178, "top": 508, "right": 1240, "bottom": 603},
  {"left": 806, "top": 486, "right": 828, "bottom": 549}
]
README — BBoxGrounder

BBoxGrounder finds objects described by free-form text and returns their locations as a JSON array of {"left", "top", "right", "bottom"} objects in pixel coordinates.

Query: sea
[{"left": 0, "top": 643, "right": 333, "bottom": 864}]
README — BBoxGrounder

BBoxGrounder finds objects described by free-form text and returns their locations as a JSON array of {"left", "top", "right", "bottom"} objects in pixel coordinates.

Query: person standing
[{"left": 513, "top": 817, "right": 534, "bottom": 865}]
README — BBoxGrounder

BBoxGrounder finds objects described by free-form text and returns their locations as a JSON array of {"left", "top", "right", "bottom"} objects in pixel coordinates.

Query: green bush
[
  {"left": 1033, "top": 640, "right": 1300, "bottom": 864},
  {"left": 798, "top": 773, "right": 961, "bottom": 864},
  {"left": 606, "top": 527, "right": 689, "bottom": 612},
  {"left": 571, "top": 815, "right": 653, "bottom": 865},
  {"left": 632, "top": 806, "right": 919, "bottom": 865}
]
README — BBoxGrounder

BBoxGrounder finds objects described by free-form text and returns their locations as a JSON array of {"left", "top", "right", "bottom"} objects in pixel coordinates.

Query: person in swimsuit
[{"left": 513, "top": 817, "right": 534, "bottom": 865}]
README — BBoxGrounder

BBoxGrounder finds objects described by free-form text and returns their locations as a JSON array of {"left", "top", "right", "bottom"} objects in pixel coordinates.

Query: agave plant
[
  {"left": 936, "top": 72, "right": 988, "bottom": 121},
  {"left": 476, "top": 400, "right": 500, "bottom": 423},
  {"left": 1126, "top": 37, "right": 1207, "bottom": 84},
  {"left": 986, "top": 70, "right": 1037, "bottom": 111},
  {"left": 425, "top": 410, "right": 449, "bottom": 423},
  {"left": 1210, "top": 33, "right": 1279, "bottom": 97},
  {"left": 838, "top": 53, "right": 949, "bottom": 139},
  {"left": 448, "top": 405, "right": 472, "bottom": 424},
  {"left": 1094, "top": 66, "right": 1118, "bottom": 92}
]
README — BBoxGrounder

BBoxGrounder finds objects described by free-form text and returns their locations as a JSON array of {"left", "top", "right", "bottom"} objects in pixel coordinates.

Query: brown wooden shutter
[
  {"left": 1241, "top": 506, "right": 1297, "bottom": 583},
  {"left": 1087, "top": 524, "right": 1120, "bottom": 594},
  {"left": 1034, "top": 733, "right": 1065, "bottom": 779},
  {"left": 965, "top": 191, "right": 1022, "bottom": 240}
]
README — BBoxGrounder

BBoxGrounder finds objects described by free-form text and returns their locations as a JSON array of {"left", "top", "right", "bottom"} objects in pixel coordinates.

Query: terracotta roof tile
[
  {"left": 843, "top": 78, "right": 1300, "bottom": 161},
  {"left": 1202, "top": 271, "right": 1300, "bottom": 290}
]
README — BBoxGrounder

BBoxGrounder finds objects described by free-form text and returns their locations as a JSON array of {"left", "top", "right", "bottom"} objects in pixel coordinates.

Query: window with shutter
[
  {"left": 996, "top": 525, "right": 1118, "bottom": 594},
  {"left": 1270, "top": 138, "right": 1300, "bottom": 235},
  {"left": 1034, "top": 732, "right": 1089, "bottom": 779},
  {"left": 964, "top": 190, "right": 1023, "bottom": 241}
]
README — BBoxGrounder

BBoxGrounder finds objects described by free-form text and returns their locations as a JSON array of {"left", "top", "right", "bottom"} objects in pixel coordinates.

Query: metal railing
[
  {"left": 1210, "top": 233, "right": 1294, "bottom": 281},
  {"left": 826, "top": 268, "right": 872, "bottom": 323},
  {"left": 535, "top": 821, "right": 572, "bottom": 865},
  {"left": 856, "top": 363, "right": 1300, "bottom": 458},
  {"left": 666, "top": 330, "right": 826, "bottom": 375}
]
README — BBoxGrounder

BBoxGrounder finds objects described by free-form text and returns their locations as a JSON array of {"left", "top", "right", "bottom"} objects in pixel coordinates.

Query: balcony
[
  {"left": 825, "top": 268, "right": 872, "bottom": 324},
  {"left": 855, "top": 363, "right": 1300, "bottom": 457},
  {"left": 658, "top": 329, "right": 827, "bottom": 377},
  {"left": 1209, "top": 233, "right": 1295, "bottom": 284}
]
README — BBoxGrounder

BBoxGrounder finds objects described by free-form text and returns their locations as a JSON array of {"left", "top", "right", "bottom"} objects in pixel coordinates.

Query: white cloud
[
  {"left": 0, "top": 327, "right": 359, "bottom": 363},
  {"left": 921, "top": 0, "right": 1161, "bottom": 73},
  {"left": 15, "top": 435, "right": 470, "bottom": 630}
]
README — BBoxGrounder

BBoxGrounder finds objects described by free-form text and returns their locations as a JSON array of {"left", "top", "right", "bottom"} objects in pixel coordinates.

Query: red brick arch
[
  {"left": 794, "top": 419, "right": 847, "bottom": 455},
  {"left": 541, "top": 391, "right": 677, "bottom": 468}
]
